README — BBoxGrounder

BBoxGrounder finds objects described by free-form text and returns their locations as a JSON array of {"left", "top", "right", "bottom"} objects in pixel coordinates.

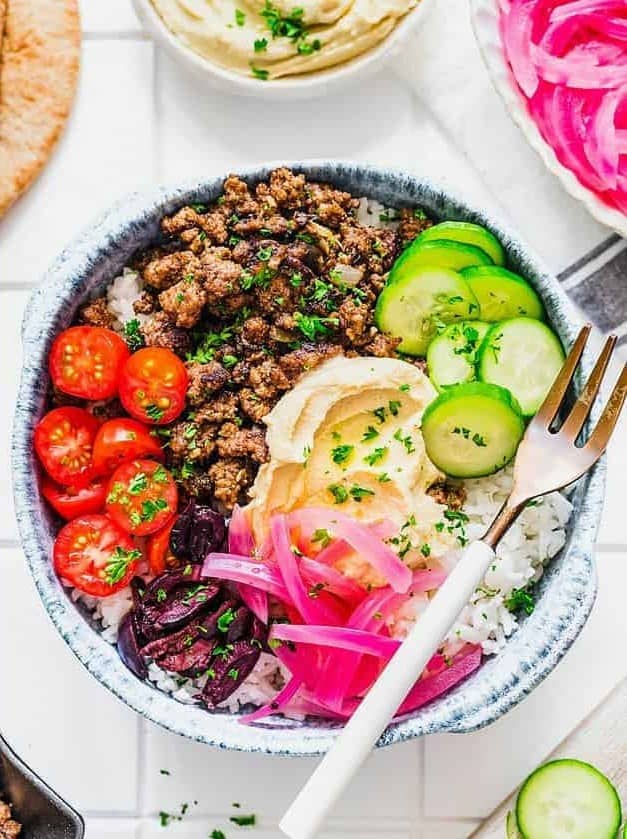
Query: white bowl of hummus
[{"left": 132, "top": 0, "right": 430, "bottom": 98}]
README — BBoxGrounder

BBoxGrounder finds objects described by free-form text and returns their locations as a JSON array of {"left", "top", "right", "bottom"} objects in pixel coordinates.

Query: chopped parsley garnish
[
  {"left": 156, "top": 588, "right": 167, "bottom": 603},
  {"left": 420, "top": 543, "right": 431, "bottom": 557},
  {"left": 377, "top": 472, "right": 391, "bottom": 483},
  {"left": 413, "top": 208, "right": 428, "bottom": 220},
  {"left": 217, "top": 608, "right": 236, "bottom": 632},
  {"left": 328, "top": 483, "right": 348, "bottom": 504},
  {"left": 364, "top": 447, "right": 387, "bottom": 466},
  {"left": 123, "top": 319, "right": 144, "bottom": 352},
  {"left": 290, "top": 271, "right": 303, "bottom": 287},
  {"left": 505, "top": 587, "right": 535, "bottom": 615},
  {"left": 311, "top": 528, "right": 332, "bottom": 548},
  {"left": 127, "top": 471, "right": 149, "bottom": 495},
  {"left": 261, "top": 1, "right": 321, "bottom": 58},
  {"left": 362, "top": 425, "right": 379, "bottom": 442},
  {"left": 190, "top": 202, "right": 207, "bottom": 213},
  {"left": 293, "top": 312, "right": 338, "bottom": 341},
  {"left": 372, "top": 406, "right": 387, "bottom": 424},
  {"left": 235, "top": 8, "right": 246, "bottom": 25},
  {"left": 228, "top": 668, "right": 240, "bottom": 680},
  {"left": 302, "top": 444, "right": 311, "bottom": 464},
  {"left": 141, "top": 497, "right": 169, "bottom": 523},
  {"left": 399, "top": 383, "right": 411, "bottom": 392},
  {"left": 211, "top": 831, "right": 227, "bottom": 839},
  {"left": 145, "top": 404, "right": 165, "bottom": 422},
  {"left": 254, "top": 37, "right": 268, "bottom": 51},
  {"left": 297, "top": 38, "right": 321, "bottom": 55},
  {"left": 393, "top": 428, "right": 415, "bottom": 454},
  {"left": 257, "top": 245, "right": 273, "bottom": 261},
  {"left": 153, "top": 464, "right": 169, "bottom": 483},
  {"left": 349, "top": 485, "right": 375, "bottom": 502},
  {"left": 187, "top": 326, "right": 233, "bottom": 363},
  {"left": 104, "top": 547, "right": 141, "bottom": 586},
  {"left": 222, "top": 354, "right": 239, "bottom": 368},
  {"left": 230, "top": 814, "right": 257, "bottom": 827},
  {"left": 331, "top": 443, "right": 354, "bottom": 465},
  {"left": 388, "top": 399, "right": 401, "bottom": 416},
  {"left": 250, "top": 63, "right": 269, "bottom": 80},
  {"left": 160, "top": 769, "right": 170, "bottom": 775}
]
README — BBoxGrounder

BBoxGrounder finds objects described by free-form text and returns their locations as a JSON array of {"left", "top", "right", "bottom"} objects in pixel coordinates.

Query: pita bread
[{"left": 0, "top": 0, "right": 80, "bottom": 219}]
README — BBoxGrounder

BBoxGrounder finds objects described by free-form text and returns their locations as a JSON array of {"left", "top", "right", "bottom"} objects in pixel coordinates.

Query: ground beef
[
  {"left": 133, "top": 290, "right": 157, "bottom": 315},
  {"left": 141, "top": 311, "right": 192, "bottom": 357},
  {"left": 209, "top": 457, "right": 255, "bottom": 511},
  {"left": 0, "top": 801, "right": 21, "bottom": 838},
  {"left": 217, "top": 422, "right": 269, "bottom": 463},
  {"left": 78, "top": 297, "right": 116, "bottom": 329},
  {"left": 186, "top": 361, "right": 229, "bottom": 406},
  {"left": 397, "top": 207, "right": 433, "bottom": 248},
  {"left": 74, "top": 169, "right": 433, "bottom": 515},
  {"left": 143, "top": 251, "right": 200, "bottom": 291},
  {"left": 159, "top": 277, "right": 207, "bottom": 329},
  {"left": 427, "top": 482, "right": 467, "bottom": 510}
]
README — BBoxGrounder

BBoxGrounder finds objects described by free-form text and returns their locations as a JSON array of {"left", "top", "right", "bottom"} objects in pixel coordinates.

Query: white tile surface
[
  {"left": 142, "top": 722, "right": 418, "bottom": 825},
  {"left": 0, "top": 547, "right": 140, "bottom": 814},
  {"left": 79, "top": 0, "right": 142, "bottom": 34},
  {"left": 0, "top": 1, "right": 625, "bottom": 837},
  {"left": 424, "top": 550, "right": 627, "bottom": 819},
  {"left": 3, "top": 40, "right": 155, "bottom": 287}
]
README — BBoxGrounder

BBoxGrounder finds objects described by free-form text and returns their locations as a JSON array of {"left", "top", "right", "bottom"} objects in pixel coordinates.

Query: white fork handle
[{"left": 280, "top": 540, "right": 496, "bottom": 839}]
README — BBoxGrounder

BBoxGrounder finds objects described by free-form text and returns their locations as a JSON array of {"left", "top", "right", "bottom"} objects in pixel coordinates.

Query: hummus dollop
[
  {"left": 150, "top": 0, "right": 417, "bottom": 79},
  {"left": 246, "top": 356, "right": 457, "bottom": 587}
]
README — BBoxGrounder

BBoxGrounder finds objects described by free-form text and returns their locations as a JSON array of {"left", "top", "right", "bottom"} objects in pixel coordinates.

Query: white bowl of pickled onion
[{"left": 470, "top": 0, "right": 627, "bottom": 238}]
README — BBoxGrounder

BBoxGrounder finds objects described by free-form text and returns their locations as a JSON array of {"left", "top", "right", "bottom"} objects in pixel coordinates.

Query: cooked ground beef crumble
[{"left": 76, "top": 168, "right": 434, "bottom": 513}]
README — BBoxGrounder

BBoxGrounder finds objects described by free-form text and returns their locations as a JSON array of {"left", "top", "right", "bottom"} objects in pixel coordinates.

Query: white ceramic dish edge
[
  {"left": 470, "top": 0, "right": 627, "bottom": 239},
  {"left": 132, "top": 0, "right": 431, "bottom": 100}
]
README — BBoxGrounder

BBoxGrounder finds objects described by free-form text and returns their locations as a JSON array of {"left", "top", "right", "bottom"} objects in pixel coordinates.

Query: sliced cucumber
[
  {"left": 516, "top": 759, "right": 622, "bottom": 839},
  {"left": 506, "top": 810, "right": 522, "bottom": 839},
  {"left": 391, "top": 239, "right": 493, "bottom": 280},
  {"left": 375, "top": 267, "right": 480, "bottom": 356},
  {"left": 477, "top": 318, "right": 565, "bottom": 417},
  {"left": 462, "top": 266, "right": 545, "bottom": 322},
  {"left": 427, "top": 321, "right": 490, "bottom": 390},
  {"left": 415, "top": 221, "right": 505, "bottom": 266},
  {"left": 421, "top": 382, "right": 525, "bottom": 478}
]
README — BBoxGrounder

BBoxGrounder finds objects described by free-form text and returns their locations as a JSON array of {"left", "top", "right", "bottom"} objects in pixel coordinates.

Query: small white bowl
[
  {"left": 470, "top": 0, "right": 627, "bottom": 238},
  {"left": 133, "top": 0, "right": 430, "bottom": 100}
]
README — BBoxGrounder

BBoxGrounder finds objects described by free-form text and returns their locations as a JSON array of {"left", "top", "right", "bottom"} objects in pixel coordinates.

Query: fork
[{"left": 280, "top": 324, "right": 627, "bottom": 839}]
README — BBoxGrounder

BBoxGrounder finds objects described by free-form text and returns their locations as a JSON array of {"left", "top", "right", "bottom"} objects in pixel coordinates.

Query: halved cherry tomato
[
  {"left": 118, "top": 348, "right": 188, "bottom": 425},
  {"left": 49, "top": 326, "right": 130, "bottom": 400},
  {"left": 106, "top": 458, "right": 178, "bottom": 536},
  {"left": 34, "top": 407, "right": 100, "bottom": 487},
  {"left": 53, "top": 514, "right": 141, "bottom": 596},
  {"left": 41, "top": 475, "right": 107, "bottom": 520},
  {"left": 92, "top": 418, "right": 164, "bottom": 476},
  {"left": 147, "top": 518, "right": 176, "bottom": 575}
]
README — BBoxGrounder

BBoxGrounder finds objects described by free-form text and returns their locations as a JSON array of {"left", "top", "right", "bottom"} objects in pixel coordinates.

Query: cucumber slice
[
  {"left": 427, "top": 321, "right": 491, "bottom": 390},
  {"left": 506, "top": 810, "right": 523, "bottom": 839},
  {"left": 416, "top": 221, "right": 505, "bottom": 266},
  {"left": 516, "top": 759, "right": 622, "bottom": 839},
  {"left": 462, "top": 266, "right": 545, "bottom": 322},
  {"left": 391, "top": 240, "right": 493, "bottom": 281},
  {"left": 477, "top": 318, "right": 565, "bottom": 417},
  {"left": 375, "top": 267, "right": 480, "bottom": 356},
  {"left": 421, "top": 382, "right": 525, "bottom": 478}
]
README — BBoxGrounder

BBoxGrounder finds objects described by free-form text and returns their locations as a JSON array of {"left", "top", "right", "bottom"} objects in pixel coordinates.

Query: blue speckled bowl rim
[{"left": 12, "top": 161, "right": 605, "bottom": 756}]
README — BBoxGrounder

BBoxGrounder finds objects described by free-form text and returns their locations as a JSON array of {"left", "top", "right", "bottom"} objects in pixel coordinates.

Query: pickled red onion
[{"left": 500, "top": 0, "right": 627, "bottom": 213}]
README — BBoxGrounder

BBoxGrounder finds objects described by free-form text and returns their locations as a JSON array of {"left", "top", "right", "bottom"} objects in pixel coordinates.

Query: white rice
[{"left": 75, "top": 199, "right": 572, "bottom": 713}]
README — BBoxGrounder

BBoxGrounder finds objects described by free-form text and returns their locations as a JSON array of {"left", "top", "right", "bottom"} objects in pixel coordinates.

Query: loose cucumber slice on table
[
  {"left": 421, "top": 382, "right": 525, "bottom": 478},
  {"left": 516, "top": 759, "right": 622, "bottom": 839},
  {"left": 427, "top": 321, "right": 490, "bottom": 390},
  {"left": 461, "top": 266, "right": 545, "bottom": 321},
  {"left": 478, "top": 318, "right": 565, "bottom": 417},
  {"left": 506, "top": 810, "right": 522, "bottom": 839},
  {"left": 375, "top": 266, "right": 480, "bottom": 356},
  {"left": 391, "top": 240, "right": 493, "bottom": 280},
  {"left": 415, "top": 221, "right": 506, "bottom": 266}
]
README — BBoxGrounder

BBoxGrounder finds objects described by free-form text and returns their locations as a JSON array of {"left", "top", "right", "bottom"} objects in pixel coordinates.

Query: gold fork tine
[
  {"left": 534, "top": 324, "right": 591, "bottom": 427},
  {"left": 561, "top": 334, "right": 617, "bottom": 440},
  {"left": 585, "top": 363, "right": 627, "bottom": 458}
]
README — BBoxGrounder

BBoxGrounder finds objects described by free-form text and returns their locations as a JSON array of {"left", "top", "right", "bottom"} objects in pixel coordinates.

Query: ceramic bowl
[
  {"left": 0, "top": 733, "right": 84, "bottom": 838},
  {"left": 12, "top": 162, "right": 605, "bottom": 756},
  {"left": 132, "top": 0, "right": 430, "bottom": 100},
  {"left": 470, "top": 0, "right": 627, "bottom": 238}
]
